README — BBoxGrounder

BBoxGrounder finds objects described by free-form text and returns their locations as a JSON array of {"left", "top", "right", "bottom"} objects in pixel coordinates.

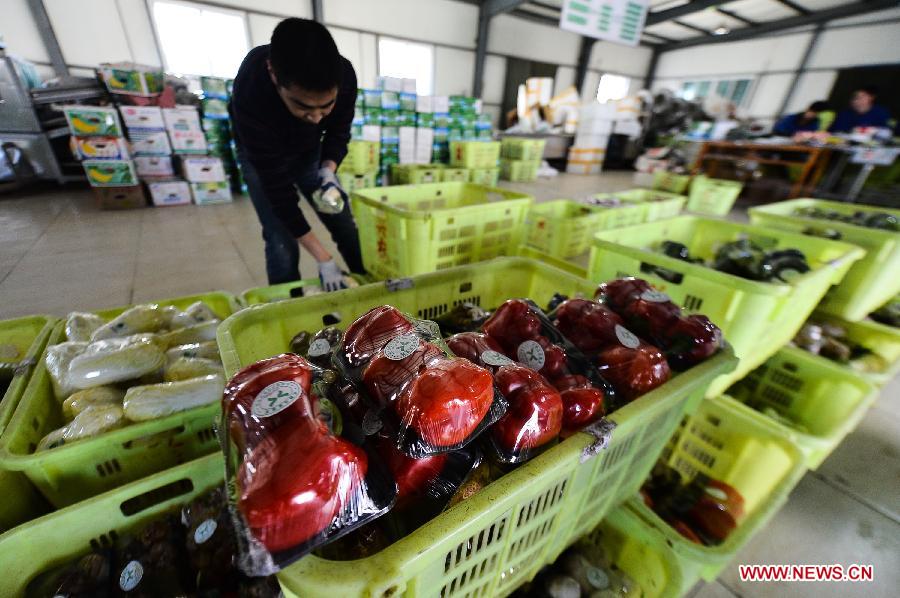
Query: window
[
  {"left": 378, "top": 37, "right": 434, "bottom": 95},
  {"left": 151, "top": 0, "right": 249, "bottom": 78},
  {"left": 596, "top": 74, "right": 630, "bottom": 103},
  {"left": 679, "top": 78, "right": 753, "bottom": 106}
]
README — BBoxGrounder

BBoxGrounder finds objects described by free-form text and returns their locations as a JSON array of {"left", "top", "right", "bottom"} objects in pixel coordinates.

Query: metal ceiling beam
[
  {"left": 646, "top": 0, "right": 729, "bottom": 26},
  {"left": 643, "top": 45, "right": 661, "bottom": 89},
  {"left": 773, "top": 0, "right": 811, "bottom": 15},
  {"left": 510, "top": 7, "right": 561, "bottom": 25},
  {"left": 642, "top": 31, "right": 676, "bottom": 44},
  {"left": 715, "top": 7, "right": 757, "bottom": 27},
  {"left": 660, "top": 0, "right": 897, "bottom": 50},
  {"left": 575, "top": 36, "right": 596, "bottom": 97},
  {"left": 528, "top": 0, "right": 562, "bottom": 12},
  {"left": 311, "top": 0, "right": 323, "bottom": 23},
  {"left": 25, "top": 0, "right": 68, "bottom": 77},
  {"left": 777, "top": 22, "right": 824, "bottom": 116},
  {"left": 485, "top": 0, "right": 530, "bottom": 18},
  {"left": 672, "top": 20, "right": 713, "bottom": 35},
  {"left": 473, "top": 1, "right": 528, "bottom": 97}
]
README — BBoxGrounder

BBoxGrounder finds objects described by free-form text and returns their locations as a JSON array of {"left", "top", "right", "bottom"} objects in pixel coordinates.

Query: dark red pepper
[
  {"left": 342, "top": 306, "right": 414, "bottom": 367},
  {"left": 491, "top": 364, "right": 562, "bottom": 456},
  {"left": 661, "top": 314, "right": 723, "bottom": 369},
  {"left": 553, "top": 298, "right": 623, "bottom": 354},
  {"left": 596, "top": 338, "right": 671, "bottom": 402},
  {"left": 377, "top": 438, "right": 448, "bottom": 508},
  {"left": 482, "top": 299, "right": 542, "bottom": 352},
  {"left": 559, "top": 387, "right": 605, "bottom": 437},
  {"left": 362, "top": 341, "right": 443, "bottom": 405}
]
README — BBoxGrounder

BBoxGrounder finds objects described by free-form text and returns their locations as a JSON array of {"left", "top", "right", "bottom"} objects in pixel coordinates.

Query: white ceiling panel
[
  {"left": 721, "top": 0, "right": 798, "bottom": 21},
  {"left": 792, "top": 0, "right": 855, "bottom": 10},
  {"left": 678, "top": 10, "right": 748, "bottom": 31},
  {"left": 644, "top": 21, "right": 700, "bottom": 39}
]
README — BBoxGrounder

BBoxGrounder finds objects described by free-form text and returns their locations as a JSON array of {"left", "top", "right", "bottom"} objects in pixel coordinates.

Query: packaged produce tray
[
  {"left": 0, "top": 292, "right": 241, "bottom": 507},
  {"left": 589, "top": 216, "right": 863, "bottom": 397},
  {"left": 686, "top": 176, "right": 743, "bottom": 216},
  {"left": 217, "top": 257, "right": 736, "bottom": 597},
  {"left": 0, "top": 453, "right": 224, "bottom": 597},
  {"left": 749, "top": 199, "right": 900, "bottom": 321},
  {"left": 450, "top": 141, "right": 501, "bottom": 169},
  {"left": 728, "top": 345, "right": 878, "bottom": 469},
  {"left": 352, "top": 183, "right": 532, "bottom": 279},
  {"left": 630, "top": 395, "right": 806, "bottom": 585},
  {"left": 0, "top": 315, "right": 56, "bottom": 533}
]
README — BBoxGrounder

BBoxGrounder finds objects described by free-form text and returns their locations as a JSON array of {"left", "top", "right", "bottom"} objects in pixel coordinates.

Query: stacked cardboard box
[
  {"left": 64, "top": 105, "right": 145, "bottom": 209},
  {"left": 567, "top": 102, "right": 614, "bottom": 175},
  {"left": 119, "top": 105, "right": 187, "bottom": 206},
  {"left": 199, "top": 76, "right": 244, "bottom": 192},
  {"left": 164, "top": 105, "right": 232, "bottom": 205}
]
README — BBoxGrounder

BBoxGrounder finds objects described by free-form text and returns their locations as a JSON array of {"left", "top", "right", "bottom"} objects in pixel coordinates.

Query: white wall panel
[
  {"left": 589, "top": 41, "right": 652, "bottom": 77},
  {"left": 248, "top": 14, "right": 282, "bottom": 47},
  {"left": 481, "top": 103, "right": 502, "bottom": 128},
  {"left": 655, "top": 32, "right": 811, "bottom": 78},
  {"left": 554, "top": 66, "right": 576, "bottom": 97},
  {"left": 358, "top": 33, "right": 378, "bottom": 89},
  {"left": 747, "top": 73, "right": 793, "bottom": 118},
  {"left": 482, "top": 55, "right": 506, "bottom": 105},
  {"left": 809, "top": 23, "right": 900, "bottom": 68},
  {"left": 1, "top": 0, "right": 50, "bottom": 63},
  {"left": 45, "top": 0, "right": 133, "bottom": 66},
  {"left": 324, "top": 0, "right": 478, "bottom": 48},
  {"left": 116, "top": 0, "right": 161, "bottom": 66},
  {"left": 209, "top": 0, "right": 309, "bottom": 16},
  {"left": 488, "top": 14, "right": 580, "bottom": 66},
  {"left": 435, "top": 47, "right": 475, "bottom": 96},
  {"left": 785, "top": 71, "right": 837, "bottom": 114}
]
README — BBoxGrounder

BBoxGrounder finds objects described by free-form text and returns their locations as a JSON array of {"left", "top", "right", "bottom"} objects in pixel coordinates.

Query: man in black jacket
[{"left": 231, "top": 18, "right": 364, "bottom": 290}]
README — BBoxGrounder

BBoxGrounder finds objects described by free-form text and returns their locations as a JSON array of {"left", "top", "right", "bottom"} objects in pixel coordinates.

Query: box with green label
[
  {"left": 62, "top": 106, "right": 122, "bottom": 137},
  {"left": 99, "top": 63, "right": 164, "bottom": 96},
  {"left": 191, "top": 181, "right": 233, "bottom": 205},
  {"left": 201, "top": 97, "right": 229, "bottom": 119},
  {"left": 200, "top": 76, "right": 229, "bottom": 99},
  {"left": 82, "top": 159, "right": 137, "bottom": 187},
  {"left": 363, "top": 89, "right": 381, "bottom": 108}
]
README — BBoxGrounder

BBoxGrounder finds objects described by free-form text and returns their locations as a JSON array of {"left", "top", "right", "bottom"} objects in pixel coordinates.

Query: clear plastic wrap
[
  {"left": 335, "top": 306, "right": 506, "bottom": 457},
  {"left": 90, "top": 304, "right": 166, "bottom": 341},
  {"left": 66, "top": 334, "right": 166, "bottom": 391},
  {"left": 37, "top": 404, "right": 126, "bottom": 451},
  {"left": 220, "top": 354, "right": 396, "bottom": 576},
  {"left": 122, "top": 374, "right": 224, "bottom": 422},
  {"left": 61, "top": 385, "right": 124, "bottom": 419},
  {"left": 164, "top": 356, "right": 224, "bottom": 382},
  {"left": 64, "top": 312, "right": 105, "bottom": 343},
  {"left": 45, "top": 341, "right": 88, "bottom": 400},
  {"left": 488, "top": 364, "right": 563, "bottom": 463},
  {"left": 165, "top": 340, "right": 220, "bottom": 363},
  {"left": 289, "top": 326, "right": 343, "bottom": 369},
  {"left": 158, "top": 320, "right": 220, "bottom": 348},
  {"left": 169, "top": 301, "right": 219, "bottom": 328}
]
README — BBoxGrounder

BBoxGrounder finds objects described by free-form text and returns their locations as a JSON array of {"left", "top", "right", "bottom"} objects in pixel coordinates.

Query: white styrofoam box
[
  {"left": 582, "top": 102, "right": 617, "bottom": 120},
  {"left": 432, "top": 96, "right": 450, "bottom": 113},
  {"left": 615, "top": 96, "right": 641, "bottom": 117},
  {"left": 191, "top": 182, "right": 233, "bottom": 205},
  {"left": 566, "top": 160, "right": 603, "bottom": 175},
  {"left": 130, "top": 130, "right": 172, "bottom": 156},
  {"left": 362, "top": 125, "right": 381, "bottom": 142},
  {"left": 70, "top": 136, "right": 130, "bottom": 160},
  {"left": 402, "top": 78, "right": 417, "bottom": 93},
  {"left": 526, "top": 77, "right": 553, "bottom": 107},
  {"left": 381, "top": 76, "right": 403, "bottom": 92},
  {"left": 148, "top": 179, "right": 191, "bottom": 206},
  {"left": 613, "top": 119, "right": 642, "bottom": 137},
  {"left": 134, "top": 156, "right": 174, "bottom": 178},
  {"left": 169, "top": 130, "right": 207, "bottom": 154},
  {"left": 119, "top": 105, "right": 165, "bottom": 130},
  {"left": 577, "top": 118, "right": 614, "bottom": 135},
  {"left": 634, "top": 155, "right": 668, "bottom": 173},
  {"left": 182, "top": 156, "right": 226, "bottom": 182},
  {"left": 574, "top": 134, "right": 610, "bottom": 150},
  {"left": 416, "top": 95, "right": 433, "bottom": 113},
  {"left": 475, "top": 99, "right": 483, "bottom": 114},
  {"left": 163, "top": 106, "right": 202, "bottom": 133},
  {"left": 568, "top": 147, "right": 606, "bottom": 163}
]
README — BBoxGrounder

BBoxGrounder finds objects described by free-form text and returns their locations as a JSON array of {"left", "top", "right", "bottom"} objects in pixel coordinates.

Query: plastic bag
[
  {"left": 45, "top": 341, "right": 88, "bottom": 400},
  {"left": 67, "top": 334, "right": 166, "bottom": 391},
  {"left": 164, "top": 356, "right": 224, "bottom": 382},
  {"left": 158, "top": 320, "right": 220, "bottom": 348},
  {"left": 220, "top": 353, "right": 396, "bottom": 576},
  {"left": 37, "top": 404, "right": 126, "bottom": 451},
  {"left": 62, "top": 385, "right": 124, "bottom": 419},
  {"left": 169, "top": 301, "right": 219, "bottom": 328},
  {"left": 90, "top": 304, "right": 166, "bottom": 341},
  {"left": 64, "top": 312, "right": 105, "bottom": 343},
  {"left": 335, "top": 306, "right": 506, "bottom": 457},
  {"left": 123, "top": 374, "right": 224, "bottom": 422},
  {"left": 289, "top": 326, "right": 343, "bottom": 369},
  {"left": 165, "top": 340, "right": 220, "bottom": 363}
]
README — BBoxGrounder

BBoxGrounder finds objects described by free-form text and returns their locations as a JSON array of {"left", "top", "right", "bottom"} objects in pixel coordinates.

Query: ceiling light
[{"left": 713, "top": 24, "right": 730, "bottom": 35}]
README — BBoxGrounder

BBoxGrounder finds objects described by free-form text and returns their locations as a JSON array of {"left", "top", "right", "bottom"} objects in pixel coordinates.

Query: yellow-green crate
[
  {"left": 440, "top": 167, "right": 470, "bottom": 183},
  {"left": 469, "top": 167, "right": 500, "bottom": 187},
  {"left": 727, "top": 345, "right": 878, "bottom": 469},
  {"left": 0, "top": 292, "right": 241, "bottom": 508},
  {"left": 525, "top": 199, "right": 608, "bottom": 258},
  {"left": 501, "top": 137, "right": 546, "bottom": 160},
  {"left": 0, "top": 454, "right": 224, "bottom": 596},
  {"left": 500, "top": 158, "right": 540, "bottom": 182},
  {"left": 686, "top": 175, "right": 743, "bottom": 216},
  {"left": 749, "top": 198, "right": 900, "bottom": 321},
  {"left": 0, "top": 315, "right": 56, "bottom": 533},
  {"left": 351, "top": 183, "right": 533, "bottom": 279},
  {"left": 390, "top": 163, "right": 442, "bottom": 185},
  {"left": 629, "top": 395, "right": 806, "bottom": 585},
  {"left": 516, "top": 245, "right": 590, "bottom": 279},
  {"left": 338, "top": 170, "right": 377, "bottom": 194},
  {"left": 651, "top": 171, "right": 691, "bottom": 194},
  {"left": 343, "top": 140, "right": 380, "bottom": 174},
  {"left": 611, "top": 188, "right": 687, "bottom": 222},
  {"left": 450, "top": 141, "right": 501, "bottom": 168},
  {"left": 588, "top": 216, "right": 864, "bottom": 397},
  {"left": 241, "top": 275, "right": 368, "bottom": 306},
  {"left": 215, "top": 257, "right": 736, "bottom": 598},
  {"left": 589, "top": 193, "right": 650, "bottom": 229}
]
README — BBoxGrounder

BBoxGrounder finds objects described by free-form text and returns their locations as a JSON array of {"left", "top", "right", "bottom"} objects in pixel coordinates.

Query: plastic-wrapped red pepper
[
  {"left": 342, "top": 306, "right": 415, "bottom": 367},
  {"left": 490, "top": 364, "right": 562, "bottom": 458},
  {"left": 553, "top": 298, "right": 623, "bottom": 354},
  {"left": 660, "top": 314, "right": 723, "bottom": 369},
  {"left": 559, "top": 387, "right": 606, "bottom": 437},
  {"left": 482, "top": 299, "right": 542, "bottom": 353},
  {"left": 596, "top": 279, "right": 681, "bottom": 338},
  {"left": 596, "top": 326, "right": 671, "bottom": 402},
  {"left": 687, "top": 479, "right": 745, "bottom": 543},
  {"left": 377, "top": 438, "right": 448, "bottom": 509},
  {"left": 362, "top": 340, "right": 443, "bottom": 405},
  {"left": 446, "top": 332, "right": 511, "bottom": 373}
]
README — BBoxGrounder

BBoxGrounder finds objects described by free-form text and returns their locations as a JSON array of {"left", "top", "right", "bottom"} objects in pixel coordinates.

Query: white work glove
[
  {"left": 318, "top": 259, "right": 346, "bottom": 292},
  {"left": 313, "top": 167, "right": 347, "bottom": 214}
]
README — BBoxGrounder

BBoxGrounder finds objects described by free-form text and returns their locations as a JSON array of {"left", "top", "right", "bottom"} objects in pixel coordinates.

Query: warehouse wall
[{"left": 650, "top": 6, "right": 900, "bottom": 122}]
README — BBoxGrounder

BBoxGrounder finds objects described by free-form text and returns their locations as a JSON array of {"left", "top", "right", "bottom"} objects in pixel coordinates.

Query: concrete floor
[{"left": 1, "top": 172, "right": 897, "bottom": 596}]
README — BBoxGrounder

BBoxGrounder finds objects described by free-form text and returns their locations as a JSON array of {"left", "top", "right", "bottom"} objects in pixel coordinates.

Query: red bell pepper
[
  {"left": 553, "top": 298, "right": 623, "bottom": 354},
  {"left": 559, "top": 387, "right": 606, "bottom": 437},
  {"left": 491, "top": 364, "right": 562, "bottom": 456},
  {"left": 660, "top": 314, "right": 723, "bottom": 369},
  {"left": 377, "top": 438, "right": 448, "bottom": 508},
  {"left": 596, "top": 336, "right": 671, "bottom": 402},
  {"left": 342, "top": 306, "right": 415, "bottom": 367},
  {"left": 362, "top": 340, "right": 443, "bottom": 405},
  {"left": 481, "top": 299, "right": 542, "bottom": 352}
]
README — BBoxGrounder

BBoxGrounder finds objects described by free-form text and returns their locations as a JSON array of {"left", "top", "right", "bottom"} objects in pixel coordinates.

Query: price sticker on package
[
  {"left": 252, "top": 381, "right": 302, "bottom": 418},
  {"left": 517, "top": 340, "right": 546, "bottom": 371}
]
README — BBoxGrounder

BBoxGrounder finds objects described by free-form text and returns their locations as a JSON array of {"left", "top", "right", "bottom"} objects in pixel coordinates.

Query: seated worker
[
  {"left": 773, "top": 101, "right": 830, "bottom": 136},
  {"left": 829, "top": 86, "right": 891, "bottom": 133}
]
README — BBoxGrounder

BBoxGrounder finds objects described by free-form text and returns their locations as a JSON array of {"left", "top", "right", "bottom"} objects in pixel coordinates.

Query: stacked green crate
[
  {"left": 338, "top": 140, "right": 380, "bottom": 193},
  {"left": 501, "top": 137, "right": 545, "bottom": 182}
]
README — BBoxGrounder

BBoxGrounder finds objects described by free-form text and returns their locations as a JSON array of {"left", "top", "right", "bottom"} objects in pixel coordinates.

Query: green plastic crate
[
  {"left": 686, "top": 176, "right": 743, "bottom": 216},
  {"left": 749, "top": 199, "right": 900, "bottom": 321},
  {"left": 500, "top": 159, "right": 540, "bottom": 182},
  {"left": 615, "top": 189, "right": 686, "bottom": 222},
  {"left": 501, "top": 137, "right": 546, "bottom": 161},
  {"left": 0, "top": 453, "right": 223, "bottom": 596},
  {"left": 450, "top": 141, "right": 501, "bottom": 168},
  {"left": 589, "top": 216, "right": 864, "bottom": 397},
  {"left": 390, "top": 164, "right": 442, "bottom": 185},
  {"left": 652, "top": 171, "right": 691, "bottom": 194},
  {"left": 338, "top": 170, "right": 377, "bottom": 194},
  {"left": 516, "top": 245, "right": 590, "bottom": 279},
  {"left": 589, "top": 193, "right": 650, "bottom": 229},
  {"left": 728, "top": 345, "right": 878, "bottom": 469},
  {"left": 215, "top": 257, "right": 737, "bottom": 598},
  {"left": 525, "top": 199, "right": 608, "bottom": 258},
  {"left": 343, "top": 141, "right": 380, "bottom": 174},
  {"left": 0, "top": 292, "right": 241, "bottom": 507},
  {"left": 241, "top": 275, "right": 368, "bottom": 306},
  {"left": 469, "top": 167, "right": 500, "bottom": 187},
  {"left": 351, "top": 183, "right": 533, "bottom": 279},
  {"left": 629, "top": 395, "right": 806, "bottom": 584},
  {"left": 0, "top": 316, "right": 56, "bottom": 533},
  {"left": 440, "top": 167, "right": 470, "bottom": 183}
]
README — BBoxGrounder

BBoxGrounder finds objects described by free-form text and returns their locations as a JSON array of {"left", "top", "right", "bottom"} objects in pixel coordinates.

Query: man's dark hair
[
  {"left": 857, "top": 85, "right": 879, "bottom": 97},
  {"left": 270, "top": 18, "right": 341, "bottom": 91},
  {"left": 808, "top": 101, "right": 830, "bottom": 112}
]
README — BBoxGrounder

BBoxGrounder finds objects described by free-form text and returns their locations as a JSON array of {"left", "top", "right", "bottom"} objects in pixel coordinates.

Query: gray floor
[{"left": 1, "top": 172, "right": 897, "bottom": 596}]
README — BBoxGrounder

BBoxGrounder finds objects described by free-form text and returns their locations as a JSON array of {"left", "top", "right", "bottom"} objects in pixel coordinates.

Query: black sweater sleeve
[{"left": 321, "top": 58, "right": 357, "bottom": 167}]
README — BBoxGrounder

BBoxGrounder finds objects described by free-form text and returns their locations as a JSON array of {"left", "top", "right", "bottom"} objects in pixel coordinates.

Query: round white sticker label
[
  {"left": 384, "top": 333, "right": 421, "bottom": 361},
  {"left": 251, "top": 380, "right": 302, "bottom": 418},
  {"left": 517, "top": 340, "right": 545, "bottom": 371},
  {"left": 482, "top": 350, "right": 514, "bottom": 367},
  {"left": 641, "top": 290, "right": 671, "bottom": 303},
  {"left": 586, "top": 565, "right": 610, "bottom": 589},
  {"left": 615, "top": 325, "right": 641, "bottom": 349},
  {"left": 194, "top": 518, "right": 218, "bottom": 545},
  {"left": 307, "top": 338, "right": 331, "bottom": 357},
  {"left": 414, "top": 320, "right": 440, "bottom": 339},
  {"left": 119, "top": 560, "right": 144, "bottom": 592}
]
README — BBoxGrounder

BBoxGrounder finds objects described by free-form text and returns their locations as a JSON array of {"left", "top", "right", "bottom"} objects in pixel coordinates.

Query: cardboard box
[
  {"left": 92, "top": 185, "right": 147, "bottom": 209},
  {"left": 99, "top": 63, "right": 164, "bottom": 96},
  {"left": 119, "top": 105, "right": 165, "bottom": 130},
  {"left": 381, "top": 91, "right": 400, "bottom": 110},
  {"left": 574, "top": 134, "right": 610, "bottom": 151},
  {"left": 415, "top": 128, "right": 434, "bottom": 164},
  {"left": 169, "top": 130, "right": 208, "bottom": 154},
  {"left": 147, "top": 180, "right": 192, "bottom": 206},
  {"left": 83, "top": 159, "right": 138, "bottom": 187},
  {"left": 363, "top": 89, "right": 382, "bottom": 108},
  {"left": 362, "top": 125, "right": 381, "bottom": 142},
  {"left": 613, "top": 119, "right": 642, "bottom": 137},
  {"left": 380, "top": 77, "right": 403, "bottom": 92},
  {"left": 433, "top": 113, "right": 451, "bottom": 129},
  {"left": 191, "top": 182, "right": 233, "bottom": 205},
  {"left": 201, "top": 98, "right": 229, "bottom": 119},
  {"left": 399, "top": 92, "right": 417, "bottom": 112},
  {"left": 415, "top": 95, "right": 433, "bottom": 113},
  {"left": 134, "top": 156, "right": 174, "bottom": 178},
  {"left": 182, "top": 156, "right": 226, "bottom": 182},
  {"left": 163, "top": 107, "right": 203, "bottom": 133},
  {"left": 432, "top": 96, "right": 450, "bottom": 113},
  {"left": 566, "top": 160, "right": 603, "bottom": 175},
  {"left": 402, "top": 78, "right": 417, "bottom": 93},
  {"left": 129, "top": 130, "right": 172, "bottom": 156},
  {"left": 568, "top": 147, "right": 606, "bottom": 163},
  {"left": 577, "top": 119, "right": 614, "bottom": 136},
  {"left": 70, "top": 136, "right": 129, "bottom": 160},
  {"left": 200, "top": 76, "right": 229, "bottom": 99},
  {"left": 62, "top": 106, "right": 122, "bottom": 137}
]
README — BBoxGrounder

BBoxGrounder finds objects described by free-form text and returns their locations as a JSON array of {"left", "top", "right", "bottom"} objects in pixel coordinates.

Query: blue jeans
[{"left": 239, "top": 151, "right": 365, "bottom": 285}]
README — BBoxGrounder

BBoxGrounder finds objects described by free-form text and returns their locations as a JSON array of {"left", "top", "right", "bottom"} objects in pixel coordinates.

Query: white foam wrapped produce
[
  {"left": 67, "top": 334, "right": 166, "bottom": 390},
  {"left": 36, "top": 405, "right": 126, "bottom": 451},
  {"left": 169, "top": 301, "right": 219, "bottom": 328},
  {"left": 166, "top": 341, "right": 220, "bottom": 363},
  {"left": 158, "top": 320, "right": 220, "bottom": 347},
  {"left": 91, "top": 304, "right": 166, "bottom": 341},
  {"left": 45, "top": 341, "right": 89, "bottom": 400},
  {"left": 64, "top": 312, "right": 105, "bottom": 343},
  {"left": 62, "top": 386, "right": 124, "bottom": 419},
  {"left": 123, "top": 374, "right": 224, "bottom": 422},
  {"left": 164, "top": 357, "right": 224, "bottom": 382}
]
